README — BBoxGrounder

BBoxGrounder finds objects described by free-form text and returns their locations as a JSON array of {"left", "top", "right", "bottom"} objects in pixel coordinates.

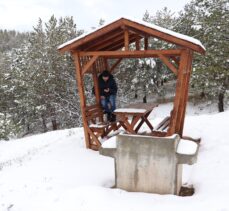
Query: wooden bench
[
  {"left": 85, "top": 104, "right": 120, "bottom": 148},
  {"left": 85, "top": 104, "right": 108, "bottom": 138},
  {"left": 155, "top": 116, "right": 170, "bottom": 132}
]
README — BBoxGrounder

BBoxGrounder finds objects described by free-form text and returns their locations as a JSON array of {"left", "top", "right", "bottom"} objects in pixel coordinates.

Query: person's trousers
[{"left": 100, "top": 95, "right": 116, "bottom": 113}]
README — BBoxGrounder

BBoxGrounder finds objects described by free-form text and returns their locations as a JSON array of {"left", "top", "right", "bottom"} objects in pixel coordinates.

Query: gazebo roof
[{"left": 58, "top": 17, "right": 205, "bottom": 54}]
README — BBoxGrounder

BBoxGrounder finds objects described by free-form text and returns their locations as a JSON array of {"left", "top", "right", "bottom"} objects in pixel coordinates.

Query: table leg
[{"left": 135, "top": 111, "right": 154, "bottom": 132}]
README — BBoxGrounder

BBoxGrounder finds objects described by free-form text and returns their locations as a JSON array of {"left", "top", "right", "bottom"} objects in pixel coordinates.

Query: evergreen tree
[{"left": 177, "top": 0, "right": 229, "bottom": 111}]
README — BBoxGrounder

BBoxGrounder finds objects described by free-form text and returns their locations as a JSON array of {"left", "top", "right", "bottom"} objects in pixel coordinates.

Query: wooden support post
[
  {"left": 124, "top": 29, "right": 129, "bottom": 51},
  {"left": 103, "top": 58, "right": 110, "bottom": 71},
  {"left": 144, "top": 36, "right": 148, "bottom": 50},
  {"left": 92, "top": 66, "right": 100, "bottom": 105},
  {"left": 135, "top": 37, "right": 140, "bottom": 50},
  {"left": 167, "top": 49, "right": 189, "bottom": 136},
  {"left": 179, "top": 50, "right": 193, "bottom": 135},
  {"left": 73, "top": 52, "right": 90, "bottom": 148}
]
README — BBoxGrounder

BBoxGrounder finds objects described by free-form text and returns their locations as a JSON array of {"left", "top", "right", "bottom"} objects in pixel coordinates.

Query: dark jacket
[{"left": 98, "top": 72, "right": 117, "bottom": 97}]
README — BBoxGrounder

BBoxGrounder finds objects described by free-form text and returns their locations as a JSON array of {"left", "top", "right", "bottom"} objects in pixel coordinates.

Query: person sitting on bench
[{"left": 98, "top": 70, "right": 118, "bottom": 122}]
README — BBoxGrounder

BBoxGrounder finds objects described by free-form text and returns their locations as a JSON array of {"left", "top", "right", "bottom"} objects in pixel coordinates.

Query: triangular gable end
[{"left": 58, "top": 17, "right": 205, "bottom": 54}]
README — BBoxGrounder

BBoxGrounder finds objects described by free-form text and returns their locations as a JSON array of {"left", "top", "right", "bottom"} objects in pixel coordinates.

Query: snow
[
  {"left": 1, "top": 104, "right": 229, "bottom": 211},
  {"left": 89, "top": 123, "right": 107, "bottom": 128},
  {"left": 58, "top": 17, "right": 205, "bottom": 51},
  {"left": 176, "top": 139, "right": 198, "bottom": 155},
  {"left": 114, "top": 108, "right": 146, "bottom": 113},
  {"left": 102, "top": 136, "right": 117, "bottom": 148}
]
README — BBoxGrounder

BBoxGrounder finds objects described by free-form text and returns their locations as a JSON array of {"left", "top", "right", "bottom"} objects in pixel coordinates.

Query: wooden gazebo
[{"left": 58, "top": 17, "right": 205, "bottom": 150}]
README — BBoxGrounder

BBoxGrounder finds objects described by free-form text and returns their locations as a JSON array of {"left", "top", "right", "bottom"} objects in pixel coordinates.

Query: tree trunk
[
  {"left": 41, "top": 114, "right": 48, "bottom": 132},
  {"left": 134, "top": 90, "right": 138, "bottom": 99},
  {"left": 52, "top": 119, "right": 58, "bottom": 130},
  {"left": 143, "top": 95, "right": 147, "bottom": 103},
  {"left": 218, "top": 91, "right": 225, "bottom": 112}
]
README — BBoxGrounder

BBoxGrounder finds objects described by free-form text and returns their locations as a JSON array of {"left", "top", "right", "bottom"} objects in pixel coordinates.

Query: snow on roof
[{"left": 58, "top": 17, "right": 205, "bottom": 51}]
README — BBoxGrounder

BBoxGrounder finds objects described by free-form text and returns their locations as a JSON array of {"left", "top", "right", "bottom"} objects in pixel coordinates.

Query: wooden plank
[
  {"left": 144, "top": 36, "right": 148, "bottom": 50},
  {"left": 158, "top": 54, "right": 178, "bottom": 75},
  {"left": 83, "top": 30, "right": 123, "bottom": 51},
  {"left": 101, "top": 35, "right": 137, "bottom": 51},
  {"left": 85, "top": 104, "right": 100, "bottom": 111},
  {"left": 135, "top": 37, "right": 140, "bottom": 50},
  {"left": 82, "top": 55, "right": 99, "bottom": 75},
  {"left": 124, "top": 29, "right": 129, "bottom": 50},
  {"left": 78, "top": 49, "right": 182, "bottom": 58},
  {"left": 103, "top": 58, "right": 110, "bottom": 71},
  {"left": 73, "top": 52, "right": 90, "bottom": 148},
  {"left": 92, "top": 67, "right": 101, "bottom": 106}
]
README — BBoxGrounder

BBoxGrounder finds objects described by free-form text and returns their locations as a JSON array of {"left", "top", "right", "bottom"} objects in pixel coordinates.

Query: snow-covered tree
[{"left": 177, "top": 0, "right": 229, "bottom": 111}]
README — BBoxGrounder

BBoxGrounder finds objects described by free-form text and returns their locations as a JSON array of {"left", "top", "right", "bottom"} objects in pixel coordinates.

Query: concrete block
[{"left": 100, "top": 134, "right": 199, "bottom": 195}]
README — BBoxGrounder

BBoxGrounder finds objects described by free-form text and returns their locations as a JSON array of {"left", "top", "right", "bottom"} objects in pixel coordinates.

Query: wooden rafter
[
  {"left": 124, "top": 29, "right": 129, "bottom": 50},
  {"left": 102, "top": 35, "right": 137, "bottom": 51},
  {"left": 83, "top": 30, "right": 123, "bottom": 51},
  {"left": 93, "top": 32, "right": 130, "bottom": 51},
  {"left": 158, "top": 54, "right": 178, "bottom": 75}
]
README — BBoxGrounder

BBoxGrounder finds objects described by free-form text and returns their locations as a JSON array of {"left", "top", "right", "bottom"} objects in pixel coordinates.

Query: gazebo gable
[{"left": 58, "top": 17, "right": 205, "bottom": 54}]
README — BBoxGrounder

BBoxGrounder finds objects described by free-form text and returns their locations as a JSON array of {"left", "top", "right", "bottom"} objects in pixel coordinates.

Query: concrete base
[{"left": 100, "top": 134, "right": 199, "bottom": 195}]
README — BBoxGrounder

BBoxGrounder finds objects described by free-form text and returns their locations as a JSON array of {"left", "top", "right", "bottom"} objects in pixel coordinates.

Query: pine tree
[{"left": 177, "top": 0, "right": 229, "bottom": 111}]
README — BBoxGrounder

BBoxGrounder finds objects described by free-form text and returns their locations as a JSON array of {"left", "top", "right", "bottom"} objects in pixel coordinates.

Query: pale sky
[{"left": 0, "top": 0, "right": 191, "bottom": 32}]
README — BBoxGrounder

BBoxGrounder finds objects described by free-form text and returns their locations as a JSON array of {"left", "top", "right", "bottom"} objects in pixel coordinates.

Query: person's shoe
[
  {"left": 107, "top": 112, "right": 111, "bottom": 122},
  {"left": 110, "top": 113, "right": 116, "bottom": 122}
]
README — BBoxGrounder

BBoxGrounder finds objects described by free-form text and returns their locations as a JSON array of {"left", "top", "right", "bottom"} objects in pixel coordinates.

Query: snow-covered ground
[{"left": 0, "top": 103, "right": 229, "bottom": 211}]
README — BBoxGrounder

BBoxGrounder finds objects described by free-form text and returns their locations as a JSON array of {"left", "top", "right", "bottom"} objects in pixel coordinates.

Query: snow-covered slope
[{"left": 0, "top": 109, "right": 229, "bottom": 211}]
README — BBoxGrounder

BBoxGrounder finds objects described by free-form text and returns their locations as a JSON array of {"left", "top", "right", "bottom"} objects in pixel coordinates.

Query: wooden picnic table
[{"left": 114, "top": 103, "right": 158, "bottom": 134}]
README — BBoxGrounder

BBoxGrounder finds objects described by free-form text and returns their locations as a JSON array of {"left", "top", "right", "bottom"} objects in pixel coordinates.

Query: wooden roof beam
[
  {"left": 93, "top": 32, "right": 135, "bottom": 51},
  {"left": 78, "top": 49, "right": 182, "bottom": 58},
  {"left": 100, "top": 34, "right": 137, "bottom": 51},
  {"left": 83, "top": 30, "right": 124, "bottom": 51}
]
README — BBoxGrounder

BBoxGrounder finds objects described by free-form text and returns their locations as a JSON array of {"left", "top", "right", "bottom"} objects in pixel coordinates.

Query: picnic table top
[{"left": 114, "top": 103, "right": 158, "bottom": 115}]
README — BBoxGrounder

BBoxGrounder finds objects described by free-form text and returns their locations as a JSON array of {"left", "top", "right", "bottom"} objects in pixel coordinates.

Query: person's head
[{"left": 102, "top": 70, "right": 110, "bottom": 81}]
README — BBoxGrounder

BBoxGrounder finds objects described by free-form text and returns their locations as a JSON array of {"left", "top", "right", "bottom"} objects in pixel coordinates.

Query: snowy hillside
[{"left": 0, "top": 105, "right": 229, "bottom": 211}]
